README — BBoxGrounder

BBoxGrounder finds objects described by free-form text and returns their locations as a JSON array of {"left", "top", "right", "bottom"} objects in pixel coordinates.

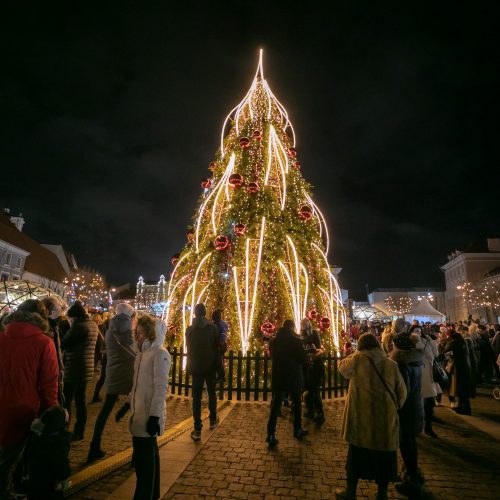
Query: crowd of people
[{"left": 1, "top": 297, "right": 499, "bottom": 500}]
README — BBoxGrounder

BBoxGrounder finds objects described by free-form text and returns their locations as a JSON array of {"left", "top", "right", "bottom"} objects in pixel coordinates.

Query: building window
[
  {"left": 5, "top": 253, "right": 11, "bottom": 266},
  {"left": 15, "top": 257, "right": 21, "bottom": 269},
  {"left": 1, "top": 272, "right": 9, "bottom": 282}
]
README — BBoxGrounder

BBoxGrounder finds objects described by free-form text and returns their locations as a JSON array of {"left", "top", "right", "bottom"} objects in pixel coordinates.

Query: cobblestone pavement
[
  {"left": 163, "top": 394, "right": 499, "bottom": 499},
  {"left": 67, "top": 392, "right": 193, "bottom": 499}
]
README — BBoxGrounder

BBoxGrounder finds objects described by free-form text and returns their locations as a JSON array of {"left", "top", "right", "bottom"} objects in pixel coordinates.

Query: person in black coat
[
  {"left": 266, "top": 319, "right": 308, "bottom": 447},
  {"left": 61, "top": 302, "right": 98, "bottom": 441}
]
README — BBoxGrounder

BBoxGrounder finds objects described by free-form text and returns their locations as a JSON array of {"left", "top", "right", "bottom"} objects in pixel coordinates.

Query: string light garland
[
  {"left": 385, "top": 295, "right": 413, "bottom": 315},
  {"left": 163, "top": 50, "right": 346, "bottom": 353}
]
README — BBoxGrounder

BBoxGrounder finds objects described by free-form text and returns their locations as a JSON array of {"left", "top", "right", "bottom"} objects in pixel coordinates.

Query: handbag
[
  {"left": 444, "top": 358, "right": 454, "bottom": 375},
  {"left": 432, "top": 358, "right": 448, "bottom": 385}
]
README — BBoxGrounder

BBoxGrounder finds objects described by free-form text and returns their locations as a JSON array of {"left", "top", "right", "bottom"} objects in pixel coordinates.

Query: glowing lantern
[
  {"left": 234, "top": 223, "right": 247, "bottom": 236},
  {"left": 201, "top": 178, "right": 212, "bottom": 189},
  {"left": 229, "top": 173, "right": 244, "bottom": 188},
  {"left": 246, "top": 182, "right": 259, "bottom": 193},
  {"left": 299, "top": 205, "right": 313, "bottom": 220},
  {"left": 214, "top": 235, "right": 229, "bottom": 251},
  {"left": 239, "top": 137, "right": 250, "bottom": 148}
]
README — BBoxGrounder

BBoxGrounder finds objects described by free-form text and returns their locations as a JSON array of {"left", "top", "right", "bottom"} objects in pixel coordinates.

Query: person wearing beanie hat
[
  {"left": 61, "top": 302, "right": 99, "bottom": 441},
  {"left": 87, "top": 303, "right": 136, "bottom": 462},
  {"left": 185, "top": 303, "right": 219, "bottom": 441},
  {"left": 26, "top": 405, "right": 71, "bottom": 499}
]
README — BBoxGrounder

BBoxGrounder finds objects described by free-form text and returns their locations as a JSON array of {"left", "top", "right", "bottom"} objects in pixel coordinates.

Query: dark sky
[{"left": 2, "top": 2, "right": 498, "bottom": 299}]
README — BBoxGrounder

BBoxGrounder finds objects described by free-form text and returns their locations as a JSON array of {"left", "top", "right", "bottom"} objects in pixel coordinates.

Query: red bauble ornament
[
  {"left": 319, "top": 317, "right": 331, "bottom": 331},
  {"left": 307, "top": 309, "right": 319, "bottom": 321},
  {"left": 171, "top": 253, "right": 180, "bottom": 265},
  {"left": 234, "top": 223, "right": 247, "bottom": 236},
  {"left": 287, "top": 147, "right": 297, "bottom": 158},
  {"left": 201, "top": 178, "right": 212, "bottom": 189},
  {"left": 299, "top": 205, "right": 313, "bottom": 220},
  {"left": 208, "top": 161, "right": 217, "bottom": 171},
  {"left": 293, "top": 161, "right": 301, "bottom": 170},
  {"left": 260, "top": 321, "right": 277, "bottom": 338},
  {"left": 214, "top": 235, "right": 229, "bottom": 251},
  {"left": 228, "top": 173, "right": 244, "bottom": 188},
  {"left": 187, "top": 229, "right": 195, "bottom": 242},
  {"left": 252, "top": 130, "right": 262, "bottom": 140},
  {"left": 246, "top": 182, "right": 259, "bottom": 193},
  {"left": 239, "top": 137, "right": 250, "bottom": 148}
]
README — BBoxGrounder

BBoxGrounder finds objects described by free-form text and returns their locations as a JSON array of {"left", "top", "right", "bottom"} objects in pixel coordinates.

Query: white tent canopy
[{"left": 405, "top": 299, "right": 445, "bottom": 324}]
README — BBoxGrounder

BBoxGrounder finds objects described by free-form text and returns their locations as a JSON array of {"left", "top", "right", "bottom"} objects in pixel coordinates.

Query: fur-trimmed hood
[{"left": 1, "top": 309, "right": 49, "bottom": 333}]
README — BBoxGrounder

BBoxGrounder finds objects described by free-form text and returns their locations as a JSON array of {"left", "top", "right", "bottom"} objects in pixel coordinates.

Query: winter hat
[
  {"left": 194, "top": 303, "right": 206, "bottom": 318},
  {"left": 115, "top": 302, "right": 136, "bottom": 318},
  {"left": 67, "top": 301, "right": 86, "bottom": 319},
  {"left": 31, "top": 406, "right": 68, "bottom": 436}
]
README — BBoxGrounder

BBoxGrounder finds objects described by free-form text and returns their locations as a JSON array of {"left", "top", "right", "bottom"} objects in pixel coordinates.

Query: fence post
[
  {"left": 177, "top": 350, "right": 183, "bottom": 396},
  {"left": 245, "top": 352, "right": 251, "bottom": 401},
  {"left": 327, "top": 351, "right": 333, "bottom": 399},
  {"left": 227, "top": 351, "right": 234, "bottom": 401},
  {"left": 334, "top": 353, "right": 338, "bottom": 398},
  {"left": 263, "top": 354, "right": 269, "bottom": 401},
  {"left": 171, "top": 347, "right": 177, "bottom": 394},
  {"left": 254, "top": 352, "right": 260, "bottom": 401},
  {"left": 236, "top": 352, "right": 242, "bottom": 401}
]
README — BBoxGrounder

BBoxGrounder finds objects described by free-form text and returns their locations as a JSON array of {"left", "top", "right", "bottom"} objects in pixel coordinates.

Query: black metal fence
[{"left": 167, "top": 348, "right": 348, "bottom": 401}]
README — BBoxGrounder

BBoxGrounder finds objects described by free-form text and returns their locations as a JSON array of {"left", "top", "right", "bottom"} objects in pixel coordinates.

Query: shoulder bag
[{"left": 365, "top": 355, "right": 398, "bottom": 407}]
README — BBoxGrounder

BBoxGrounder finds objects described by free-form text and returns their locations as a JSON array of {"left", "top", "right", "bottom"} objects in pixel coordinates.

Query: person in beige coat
[{"left": 336, "top": 333, "right": 407, "bottom": 500}]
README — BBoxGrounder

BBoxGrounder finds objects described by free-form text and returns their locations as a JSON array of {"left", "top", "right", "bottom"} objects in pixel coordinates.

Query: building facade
[
  {"left": 441, "top": 238, "right": 500, "bottom": 322},
  {"left": 135, "top": 275, "right": 168, "bottom": 309}
]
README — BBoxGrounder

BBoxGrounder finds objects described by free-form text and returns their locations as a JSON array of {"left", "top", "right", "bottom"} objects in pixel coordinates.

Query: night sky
[{"left": 2, "top": 2, "right": 498, "bottom": 299}]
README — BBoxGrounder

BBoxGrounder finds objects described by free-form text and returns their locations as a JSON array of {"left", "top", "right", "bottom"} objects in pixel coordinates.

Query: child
[
  {"left": 27, "top": 405, "right": 71, "bottom": 500},
  {"left": 212, "top": 309, "right": 228, "bottom": 383}
]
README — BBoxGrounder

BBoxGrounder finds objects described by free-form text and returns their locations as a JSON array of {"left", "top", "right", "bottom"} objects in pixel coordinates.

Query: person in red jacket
[{"left": 0, "top": 302, "right": 59, "bottom": 499}]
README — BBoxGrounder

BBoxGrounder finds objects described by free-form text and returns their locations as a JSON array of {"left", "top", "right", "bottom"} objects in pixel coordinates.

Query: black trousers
[
  {"left": 93, "top": 353, "right": 107, "bottom": 400},
  {"left": 399, "top": 431, "right": 418, "bottom": 476},
  {"left": 267, "top": 390, "right": 302, "bottom": 436},
  {"left": 132, "top": 436, "right": 160, "bottom": 500},
  {"left": 90, "top": 393, "right": 118, "bottom": 447},
  {"left": 63, "top": 379, "right": 88, "bottom": 437}
]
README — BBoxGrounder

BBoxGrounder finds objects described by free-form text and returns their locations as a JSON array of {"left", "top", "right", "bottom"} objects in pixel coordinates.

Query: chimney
[
  {"left": 487, "top": 238, "right": 500, "bottom": 252},
  {"left": 10, "top": 213, "right": 25, "bottom": 232}
]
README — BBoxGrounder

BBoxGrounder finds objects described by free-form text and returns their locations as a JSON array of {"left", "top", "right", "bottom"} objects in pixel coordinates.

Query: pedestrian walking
[
  {"left": 116, "top": 314, "right": 170, "bottom": 500},
  {"left": 186, "top": 304, "right": 219, "bottom": 440},
  {"left": 0, "top": 302, "right": 59, "bottom": 499},
  {"left": 266, "top": 319, "right": 308, "bottom": 447},
  {"left": 87, "top": 303, "right": 136, "bottom": 462},
  {"left": 336, "top": 333, "right": 407, "bottom": 500},
  {"left": 61, "top": 302, "right": 99, "bottom": 441}
]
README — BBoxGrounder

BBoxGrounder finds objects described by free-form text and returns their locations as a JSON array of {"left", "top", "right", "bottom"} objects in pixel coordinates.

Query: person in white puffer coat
[{"left": 116, "top": 314, "right": 171, "bottom": 500}]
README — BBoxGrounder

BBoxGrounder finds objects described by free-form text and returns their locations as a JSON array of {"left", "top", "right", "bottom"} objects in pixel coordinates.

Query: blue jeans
[{"left": 191, "top": 374, "right": 217, "bottom": 431}]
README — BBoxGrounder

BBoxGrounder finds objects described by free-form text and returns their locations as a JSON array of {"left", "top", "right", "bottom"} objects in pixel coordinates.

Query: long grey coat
[
  {"left": 104, "top": 313, "right": 136, "bottom": 395},
  {"left": 339, "top": 348, "right": 407, "bottom": 451}
]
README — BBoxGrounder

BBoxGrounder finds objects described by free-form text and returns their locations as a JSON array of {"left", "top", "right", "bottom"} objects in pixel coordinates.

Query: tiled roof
[{"left": 0, "top": 213, "right": 68, "bottom": 282}]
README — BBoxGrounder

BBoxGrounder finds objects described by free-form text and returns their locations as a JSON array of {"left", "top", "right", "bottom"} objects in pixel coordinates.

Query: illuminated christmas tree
[{"left": 164, "top": 50, "right": 346, "bottom": 353}]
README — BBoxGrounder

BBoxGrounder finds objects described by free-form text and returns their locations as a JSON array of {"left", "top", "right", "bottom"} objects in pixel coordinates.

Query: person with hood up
[
  {"left": 116, "top": 314, "right": 170, "bottom": 500},
  {"left": 388, "top": 319, "right": 425, "bottom": 497},
  {"left": 61, "top": 302, "right": 99, "bottom": 441},
  {"left": 26, "top": 405, "right": 71, "bottom": 500},
  {"left": 0, "top": 300, "right": 59, "bottom": 499},
  {"left": 185, "top": 303, "right": 219, "bottom": 441},
  {"left": 336, "top": 333, "right": 407, "bottom": 500},
  {"left": 87, "top": 302, "right": 137, "bottom": 462}
]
